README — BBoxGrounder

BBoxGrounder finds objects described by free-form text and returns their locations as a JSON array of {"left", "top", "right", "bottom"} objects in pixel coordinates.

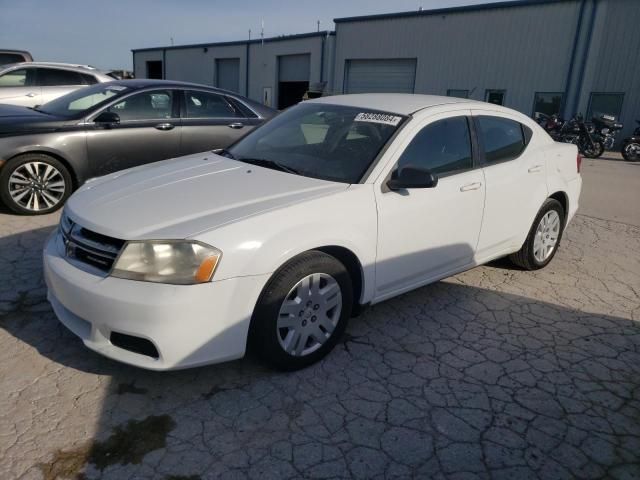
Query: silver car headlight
[{"left": 111, "top": 240, "right": 222, "bottom": 285}]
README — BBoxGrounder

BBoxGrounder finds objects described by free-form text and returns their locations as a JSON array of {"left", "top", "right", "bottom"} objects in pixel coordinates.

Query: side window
[
  {"left": 80, "top": 73, "right": 98, "bottom": 85},
  {"left": 485, "top": 90, "right": 506, "bottom": 106},
  {"left": 477, "top": 116, "right": 526, "bottom": 163},
  {"left": 0, "top": 68, "right": 30, "bottom": 87},
  {"left": 184, "top": 90, "right": 238, "bottom": 118},
  {"left": 37, "top": 68, "right": 84, "bottom": 86},
  {"left": 108, "top": 90, "right": 173, "bottom": 121},
  {"left": 396, "top": 116, "right": 473, "bottom": 176}
]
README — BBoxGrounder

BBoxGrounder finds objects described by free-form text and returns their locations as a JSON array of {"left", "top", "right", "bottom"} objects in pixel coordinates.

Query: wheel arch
[
  {"left": 548, "top": 190, "right": 569, "bottom": 224},
  {"left": 245, "top": 245, "right": 367, "bottom": 355}
]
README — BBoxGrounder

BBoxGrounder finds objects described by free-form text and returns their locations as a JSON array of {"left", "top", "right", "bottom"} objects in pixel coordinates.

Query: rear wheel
[
  {"left": 509, "top": 199, "right": 565, "bottom": 270},
  {"left": 622, "top": 141, "right": 640, "bottom": 162},
  {"left": 250, "top": 251, "right": 353, "bottom": 370},
  {"left": 0, "top": 153, "right": 72, "bottom": 215}
]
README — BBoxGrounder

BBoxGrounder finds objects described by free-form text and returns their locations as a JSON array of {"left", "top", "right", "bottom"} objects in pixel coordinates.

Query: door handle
[
  {"left": 26, "top": 92, "right": 37, "bottom": 98},
  {"left": 155, "top": 123, "right": 174, "bottom": 131},
  {"left": 228, "top": 122, "right": 244, "bottom": 129},
  {"left": 460, "top": 182, "right": 482, "bottom": 192},
  {"left": 528, "top": 165, "right": 543, "bottom": 173}
]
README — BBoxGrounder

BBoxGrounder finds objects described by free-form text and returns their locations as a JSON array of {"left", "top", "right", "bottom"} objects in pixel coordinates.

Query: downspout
[
  {"left": 571, "top": 0, "right": 598, "bottom": 117},
  {"left": 162, "top": 48, "right": 166, "bottom": 79},
  {"left": 245, "top": 41, "right": 250, "bottom": 98},
  {"left": 320, "top": 33, "right": 325, "bottom": 83},
  {"left": 562, "top": 0, "right": 586, "bottom": 118}
]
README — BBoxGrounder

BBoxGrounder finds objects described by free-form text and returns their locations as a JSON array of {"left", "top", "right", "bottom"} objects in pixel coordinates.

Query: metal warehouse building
[
  {"left": 133, "top": 31, "right": 335, "bottom": 110},
  {"left": 132, "top": 0, "right": 640, "bottom": 141}
]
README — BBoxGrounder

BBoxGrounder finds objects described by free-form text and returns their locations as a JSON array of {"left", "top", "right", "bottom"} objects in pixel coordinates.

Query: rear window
[{"left": 476, "top": 116, "right": 529, "bottom": 163}]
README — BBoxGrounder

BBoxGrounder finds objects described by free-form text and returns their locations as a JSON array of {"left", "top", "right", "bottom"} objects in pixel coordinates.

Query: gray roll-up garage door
[
  {"left": 216, "top": 58, "right": 240, "bottom": 93},
  {"left": 278, "top": 54, "right": 311, "bottom": 82},
  {"left": 345, "top": 59, "right": 416, "bottom": 94}
]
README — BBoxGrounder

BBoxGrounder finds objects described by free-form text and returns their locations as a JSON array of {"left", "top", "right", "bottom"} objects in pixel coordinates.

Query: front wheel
[
  {"left": 509, "top": 199, "right": 565, "bottom": 270},
  {"left": 581, "top": 139, "right": 604, "bottom": 158},
  {"left": 622, "top": 141, "right": 640, "bottom": 162},
  {"left": 250, "top": 251, "right": 353, "bottom": 370},
  {"left": 0, "top": 153, "right": 72, "bottom": 215}
]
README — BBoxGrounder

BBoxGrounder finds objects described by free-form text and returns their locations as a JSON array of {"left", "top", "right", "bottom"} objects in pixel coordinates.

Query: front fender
[{"left": 194, "top": 185, "right": 378, "bottom": 303}]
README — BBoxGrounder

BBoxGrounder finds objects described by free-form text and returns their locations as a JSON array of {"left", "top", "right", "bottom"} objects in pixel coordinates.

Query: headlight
[{"left": 111, "top": 240, "right": 222, "bottom": 285}]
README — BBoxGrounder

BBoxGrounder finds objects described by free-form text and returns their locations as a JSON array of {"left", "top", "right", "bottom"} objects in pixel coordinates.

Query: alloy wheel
[
  {"left": 276, "top": 272, "right": 342, "bottom": 357},
  {"left": 8, "top": 161, "right": 66, "bottom": 212},
  {"left": 533, "top": 210, "right": 560, "bottom": 263}
]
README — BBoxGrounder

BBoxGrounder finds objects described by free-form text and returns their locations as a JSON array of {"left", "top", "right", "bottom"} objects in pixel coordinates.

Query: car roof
[
  {"left": 307, "top": 93, "right": 488, "bottom": 115},
  {"left": 1, "top": 61, "right": 108, "bottom": 73},
  {"left": 100, "top": 78, "right": 242, "bottom": 94}
]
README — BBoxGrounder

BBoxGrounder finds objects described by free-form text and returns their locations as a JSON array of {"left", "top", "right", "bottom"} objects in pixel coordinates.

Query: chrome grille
[{"left": 60, "top": 214, "right": 125, "bottom": 272}]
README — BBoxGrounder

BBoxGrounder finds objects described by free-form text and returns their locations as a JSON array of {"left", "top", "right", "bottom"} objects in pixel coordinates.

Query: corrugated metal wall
[
  {"left": 333, "top": 1, "right": 583, "bottom": 115},
  {"left": 577, "top": 0, "right": 640, "bottom": 141}
]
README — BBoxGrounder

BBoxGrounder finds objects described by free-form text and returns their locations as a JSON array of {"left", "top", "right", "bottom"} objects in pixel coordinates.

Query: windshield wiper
[{"left": 236, "top": 157, "right": 300, "bottom": 175}]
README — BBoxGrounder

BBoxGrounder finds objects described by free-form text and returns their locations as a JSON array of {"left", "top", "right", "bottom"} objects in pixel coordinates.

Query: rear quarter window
[{"left": 476, "top": 115, "right": 531, "bottom": 163}]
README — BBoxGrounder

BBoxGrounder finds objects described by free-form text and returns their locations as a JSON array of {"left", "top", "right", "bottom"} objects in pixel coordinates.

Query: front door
[
  {"left": 374, "top": 111, "right": 485, "bottom": 300},
  {"left": 86, "top": 89, "right": 181, "bottom": 177},
  {"left": 0, "top": 67, "right": 41, "bottom": 107},
  {"left": 178, "top": 90, "right": 260, "bottom": 156}
]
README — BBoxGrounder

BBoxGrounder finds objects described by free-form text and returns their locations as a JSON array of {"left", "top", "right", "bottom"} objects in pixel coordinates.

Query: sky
[{"left": 0, "top": 0, "right": 499, "bottom": 70}]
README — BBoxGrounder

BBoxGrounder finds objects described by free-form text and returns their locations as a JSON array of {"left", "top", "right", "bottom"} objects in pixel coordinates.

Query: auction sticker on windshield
[{"left": 354, "top": 112, "right": 402, "bottom": 126}]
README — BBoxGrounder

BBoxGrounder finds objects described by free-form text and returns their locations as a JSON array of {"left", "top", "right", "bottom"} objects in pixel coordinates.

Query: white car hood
[{"left": 66, "top": 153, "right": 347, "bottom": 239}]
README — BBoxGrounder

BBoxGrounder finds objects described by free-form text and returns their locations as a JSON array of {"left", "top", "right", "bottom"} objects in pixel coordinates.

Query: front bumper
[{"left": 43, "top": 232, "right": 269, "bottom": 370}]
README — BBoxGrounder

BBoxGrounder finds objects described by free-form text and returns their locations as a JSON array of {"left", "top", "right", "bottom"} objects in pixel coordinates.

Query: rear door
[
  {"left": 86, "top": 89, "right": 182, "bottom": 176},
  {"left": 0, "top": 67, "right": 41, "bottom": 106},
  {"left": 473, "top": 111, "right": 548, "bottom": 260},
  {"left": 178, "top": 89, "right": 260, "bottom": 156}
]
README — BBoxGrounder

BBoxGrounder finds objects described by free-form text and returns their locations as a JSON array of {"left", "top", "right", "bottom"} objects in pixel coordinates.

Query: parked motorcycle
[
  {"left": 535, "top": 112, "right": 604, "bottom": 158},
  {"left": 621, "top": 120, "right": 640, "bottom": 162},
  {"left": 589, "top": 114, "right": 623, "bottom": 151}
]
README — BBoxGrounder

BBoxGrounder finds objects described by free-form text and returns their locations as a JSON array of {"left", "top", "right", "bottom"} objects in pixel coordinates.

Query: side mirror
[
  {"left": 387, "top": 166, "right": 438, "bottom": 190},
  {"left": 94, "top": 111, "right": 120, "bottom": 126}
]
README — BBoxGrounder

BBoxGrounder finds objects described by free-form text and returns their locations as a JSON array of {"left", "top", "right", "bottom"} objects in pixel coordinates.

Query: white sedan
[{"left": 43, "top": 94, "right": 582, "bottom": 370}]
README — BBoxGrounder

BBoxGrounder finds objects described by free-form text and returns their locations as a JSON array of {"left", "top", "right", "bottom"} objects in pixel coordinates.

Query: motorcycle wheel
[
  {"left": 622, "top": 141, "right": 640, "bottom": 162},
  {"left": 582, "top": 140, "right": 605, "bottom": 159}
]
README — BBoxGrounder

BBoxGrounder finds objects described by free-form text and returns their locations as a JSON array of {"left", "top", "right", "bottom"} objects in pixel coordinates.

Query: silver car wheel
[
  {"left": 533, "top": 210, "right": 560, "bottom": 263},
  {"left": 8, "top": 161, "right": 66, "bottom": 212},
  {"left": 277, "top": 272, "right": 342, "bottom": 357}
]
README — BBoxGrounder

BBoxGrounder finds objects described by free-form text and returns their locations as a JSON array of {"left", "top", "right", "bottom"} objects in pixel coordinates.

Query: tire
[
  {"left": 250, "top": 251, "right": 353, "bottom": 371},
  {"left": 622, "top": 141, "right": 640, "bottom": 162},
  {"left": 0, "top": 153, "right": 73, "bottom": 215},
  {"left": 581, "top": 139, "right": 604, "bottom": 158},
  {"left": 509, "top": 199, "right": 565, "bottom": 271}
]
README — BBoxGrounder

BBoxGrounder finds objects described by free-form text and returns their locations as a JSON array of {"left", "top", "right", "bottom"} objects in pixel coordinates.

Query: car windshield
[
  {"left": 36, "top": 83, "right": 130, "bottom": 117},
  {"left": 228, "top": 103, "right": 406, "bottom": 184}
]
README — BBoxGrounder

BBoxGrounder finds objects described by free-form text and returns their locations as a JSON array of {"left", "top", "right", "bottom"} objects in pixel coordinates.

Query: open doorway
[
  {"left": 146, "top": 61, "right": 163, "bottom": 79},
  {"left": 278, "top": 54, "right": 310, "bottom": 110}
]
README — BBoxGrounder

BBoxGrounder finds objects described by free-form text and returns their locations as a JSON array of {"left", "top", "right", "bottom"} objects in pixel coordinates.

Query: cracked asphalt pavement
[{"left": 1, "top": 158, "right": 639, "bottom": 479}]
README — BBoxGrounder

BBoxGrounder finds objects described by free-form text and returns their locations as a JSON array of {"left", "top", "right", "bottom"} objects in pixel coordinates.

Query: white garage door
[
  {"left": 345, "top": 59, "right": 416, "bottom": 94},
  {"left": 278, "top": 54, "right": 311, "bottom": 82},
  {"left": 216, "top": 58, "right": 240, "bottom": 93}
]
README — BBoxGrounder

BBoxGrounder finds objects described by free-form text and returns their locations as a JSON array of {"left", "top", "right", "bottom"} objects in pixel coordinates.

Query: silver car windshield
[
  {"left": 228, "top": 103, "right": 406, "bottom": 184},
  {"left": 37, "top": 84, "right": 130, "bottom": 117}
]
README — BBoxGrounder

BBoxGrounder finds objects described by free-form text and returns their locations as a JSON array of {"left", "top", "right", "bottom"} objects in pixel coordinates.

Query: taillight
[{"left": 576, "top": 153, "right": 582, "bottom": 173}]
